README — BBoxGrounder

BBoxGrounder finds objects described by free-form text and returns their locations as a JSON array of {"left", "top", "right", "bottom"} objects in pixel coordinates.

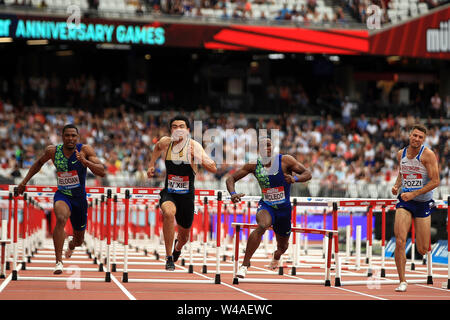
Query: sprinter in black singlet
[{"left": 147, "top": 116, "right": 217, "bottom": 270}]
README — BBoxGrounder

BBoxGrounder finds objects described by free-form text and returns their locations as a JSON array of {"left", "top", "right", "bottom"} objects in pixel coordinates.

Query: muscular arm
[
  {"left": 412, "top": 149, "right": 440, "bottom": 197},
  {"left": 392, "top": 150, "right": 403, "bottom": 195},
  {"left": 80, "top": 145, "right": 106, "bottom": 177},
  {"left": 18, "top": 145, "right": 55, "bottom": 194},
  {"left": 282, "top": 155, "right": 312, "bottom": 183},
  {"left": 191, "top": 139, "right": 217, "bottom": 174},
  {"left": 147, "top": 136, "right": 171, "bottom": 178},
  {"left": 225, "top": 163, "right": 256, "bottom": 202}
]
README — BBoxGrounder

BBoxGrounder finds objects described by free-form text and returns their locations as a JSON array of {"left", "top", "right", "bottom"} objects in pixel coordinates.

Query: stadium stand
[
  {"left": 1, "top": 0, "right": 448, "bottom": 25},
  {"left": 0, "top": 99, "right": 448, "bottom": 198}
]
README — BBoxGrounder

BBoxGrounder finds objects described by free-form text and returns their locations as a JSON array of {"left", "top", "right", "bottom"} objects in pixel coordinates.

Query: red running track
[{"left": 0, "top": 242, "right": 448, "bottom": 301}]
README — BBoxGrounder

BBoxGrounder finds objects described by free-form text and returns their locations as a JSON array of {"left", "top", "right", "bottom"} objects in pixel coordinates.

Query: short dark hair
[
  {"left": 411, "top": 124, "right": 427, "bottom": 135},
  {"left": 169, "top": 115, "right": 190, "bottom": 130},
  {"left": 62, "top": 124, "right": 79, "bottom": 135}
]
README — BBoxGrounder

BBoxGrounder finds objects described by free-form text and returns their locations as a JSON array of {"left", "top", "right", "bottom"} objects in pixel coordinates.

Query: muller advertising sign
[{"left": 369, "top": 4, "right": 450, "bottom": 59}]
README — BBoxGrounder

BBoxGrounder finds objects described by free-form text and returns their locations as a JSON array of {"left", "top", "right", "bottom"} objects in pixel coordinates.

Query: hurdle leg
[
  {"left": 263, "top": 231, "right": 269, "bottom": 256},
  {"left": 202, "top": 242, "right": 208, "bottom": 273},
  {"left": 426, "top": 245, "right": 433, "bottom": 285},
  {"left": 122, "top": 190, "right": 130, "bottom": 282},
  {"left": 325, "top": 233, "right": 332, "bottom": 286},
  {"left": 1, "top": 243, "right": 7, "bottom": 278},
  {"left": 232, "top": 225, "right": 240, "bottom": 284},
  {"left": 381, "top": 206, "right": 386, "bottom": 277},
  {"left": 345, "top": 225, "right": 351, "bottom": 261},
  {"left": 188, "top": 230, "right": 194, "bottom": 274},
  {"left": 411, "top": 218, "right": 416, "bottom": 271},
  {"left": 0, "top": 214, "right": 8, "bottom": 278},
  {"left": 215, "top": 193, "right": 222, "bottom": 284},
  {"left": 355, "top": 225, "right": 361, "bottom": 271},
  {"left": 333, "top": 228, "right": 341, "bottom": 286}
]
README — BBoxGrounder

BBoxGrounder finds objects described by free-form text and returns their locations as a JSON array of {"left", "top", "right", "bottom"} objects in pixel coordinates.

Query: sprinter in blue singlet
[
  {"left": 226, "top": 136, "right": 312, "bottom": 278},
  {"left": 18, "top": 124, "right": 105, "bottom": 274}
]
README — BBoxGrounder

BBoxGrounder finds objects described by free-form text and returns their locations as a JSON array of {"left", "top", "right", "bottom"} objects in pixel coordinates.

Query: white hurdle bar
[
  {"left": 5, "top": 185, "right": 111, "bottom": 282},
  {"left": 3, "top": 186, "right": 449, "bottom": 289},
  {"left": 335, "top": 198, "right": 449, "bottom": 287},
  {"left": 119, "top": 188, "right": 222, "bottom": 284},
  {"left": 231, "top": 222, "right": 339, "bottom": 286}
]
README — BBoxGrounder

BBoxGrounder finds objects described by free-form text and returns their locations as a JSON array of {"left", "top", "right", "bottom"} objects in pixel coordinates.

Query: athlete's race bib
[
  {"left": 403, "top": 173, "right": 423, "bottom": 190},
  {"left": 167, "top": 175, "right": 190, "bottom": 194},
  {"left": 57, "top": 170, "right": 81, "bottom": 190},
  {"left": 262, "top": 186, "right": 286, "bottom": 205}
]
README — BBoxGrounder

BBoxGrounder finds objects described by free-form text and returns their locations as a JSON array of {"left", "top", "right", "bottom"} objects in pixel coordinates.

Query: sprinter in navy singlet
[
  {"left": 18, "top": 124, "right": 105, "bottom": 274},
  {"left": 226, "top": 136, "right": 312, "bottom": 278},
  {"left": 147, "top": 116, "right": 217, "bottom": 271}
]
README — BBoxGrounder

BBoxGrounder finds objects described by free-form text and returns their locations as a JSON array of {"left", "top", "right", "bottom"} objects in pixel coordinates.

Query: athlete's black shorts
[{"left": 159, "top": 188, "right": 195, "bottom": 229}]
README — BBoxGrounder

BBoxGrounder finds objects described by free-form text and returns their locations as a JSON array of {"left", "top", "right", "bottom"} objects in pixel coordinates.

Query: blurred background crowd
[{"left": 0, "top": 97, "right": 448, "bottom": 198}]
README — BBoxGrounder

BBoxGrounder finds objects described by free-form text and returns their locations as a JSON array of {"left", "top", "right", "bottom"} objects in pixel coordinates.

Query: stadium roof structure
[{"left": 0, "top": 4, "right": 449, "bottom": 59}]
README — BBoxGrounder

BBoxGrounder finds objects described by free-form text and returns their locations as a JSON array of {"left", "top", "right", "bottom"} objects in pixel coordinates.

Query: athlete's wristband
[
  {"left": 294, "top": 176, "right": 300, "bottom": 183},
  {"left": 230, "top": 191, "right": 237, "bottom": 196}
]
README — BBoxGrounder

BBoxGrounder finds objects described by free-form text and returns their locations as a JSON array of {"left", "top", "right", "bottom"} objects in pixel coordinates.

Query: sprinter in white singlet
[{"left": 391, "top": 124, "right": 440, "bottom": 292}]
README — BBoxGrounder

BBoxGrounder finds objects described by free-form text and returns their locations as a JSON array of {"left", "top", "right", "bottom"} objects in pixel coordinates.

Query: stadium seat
[
  {"left": 389, "top": 0, "right": 399, "bottom": 9},
  {"left": 347, "top": 185, "right": 358, "bottom": 198},
  {"left": 387, "top": 9, "right": 399, "bottom": 23},
  {"left": 409, "top": 3, "right": 419, "bottom": 17},
  {"left": 356, "top": 181, "right": 369, "bottom": 198},
  {"left": 397, "top": 9, "right": 409, "bottom": 20},
  {"left": 418, "top": 2, "right": 428, "bottom": 14},
  {"left": 307, "top": 180, "right": 320, "bottom": 197},
  {"left": 53, "top": 0, "right": 64, "bottom": 8},
  {"left": 202, "top": 8, "right": 215, "bottom": 17},
  {"left": 377, "top": 182, "right": 389, "bottom": 198},
  {"left": 439, "top": 185, "right": 449, "bottom": 199},
  {"left": 398, "top": 1, "right": 410, "bottom": 11},
  {"left": 367, "top": 184, "right": 379, "bottom": 198}
]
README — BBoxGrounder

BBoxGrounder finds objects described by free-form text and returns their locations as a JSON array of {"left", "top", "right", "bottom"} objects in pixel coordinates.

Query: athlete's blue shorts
[
  {"left": 54, "top": 190, "right": 88, "bottom": 231},
  {"left": 395, "top": 195, "right": 435, "bottom": 218},
  {"left": 257, "top": 200, "right": 292, "bottom": 237}
]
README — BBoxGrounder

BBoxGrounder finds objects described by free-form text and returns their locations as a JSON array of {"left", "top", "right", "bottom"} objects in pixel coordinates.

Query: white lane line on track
[
  {"left": 331, "top": 286, "right": 388, "bottom": 300},
  {"left": 0, "top": 263, "right": 22, "bottom": 294},
  {"left": 414, "top": 284, "right": 449, "bottom": 292},
  {"left": 329, "top": 268, "right": 390, "bottom": 300},
  {"left": 169, "top": 261, "right": 268, "bottom": 300},
  {"left": 110, "top": 274, "right": 137, "bottom": 300},
  {"left": 255, "top": 265, "right": 389, "bottom": 300},
  {"left": 191, "top": 270, "right": 268, "bottom": 300}
]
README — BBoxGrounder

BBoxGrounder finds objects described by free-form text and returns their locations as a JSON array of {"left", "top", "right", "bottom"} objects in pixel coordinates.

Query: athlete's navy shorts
[
  {"left": 396, "top": 195, "right": 435, "bottom": 218},
  {"left": 54, "top": 190, "right": 88, "bottom": 231},
  {"left": 257, "top": 200, "right": 292, "bottom": 237}
]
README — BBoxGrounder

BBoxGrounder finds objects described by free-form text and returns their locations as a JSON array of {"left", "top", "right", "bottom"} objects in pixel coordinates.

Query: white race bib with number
[
  {"left": 57, "top": 170, "right": 81, "bottom": 190},
  {"left": 262, "top": 187, "right": 286, "bottom": 205},
  {"left": 403, "top": 173, "right": 423, "bottom": 190},
  {"left": 167, "top": 175, "right": 190, "bottom": 194}
]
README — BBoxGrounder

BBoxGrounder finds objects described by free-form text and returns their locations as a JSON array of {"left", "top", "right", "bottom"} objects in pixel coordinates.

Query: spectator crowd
[{"left": 0, "top": 101, "right": 448, "bottom": 197}]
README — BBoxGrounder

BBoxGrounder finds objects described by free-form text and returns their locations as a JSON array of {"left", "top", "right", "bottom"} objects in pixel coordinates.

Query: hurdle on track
[
  {"left": 1, "top": 185, "right": 448, "bottom": 289},
  {"left": 231, "top": 222, "right": 339, "bottom": 286},
  {"left": 1, "top": 186, "right": 111, "bottom": 282}
]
